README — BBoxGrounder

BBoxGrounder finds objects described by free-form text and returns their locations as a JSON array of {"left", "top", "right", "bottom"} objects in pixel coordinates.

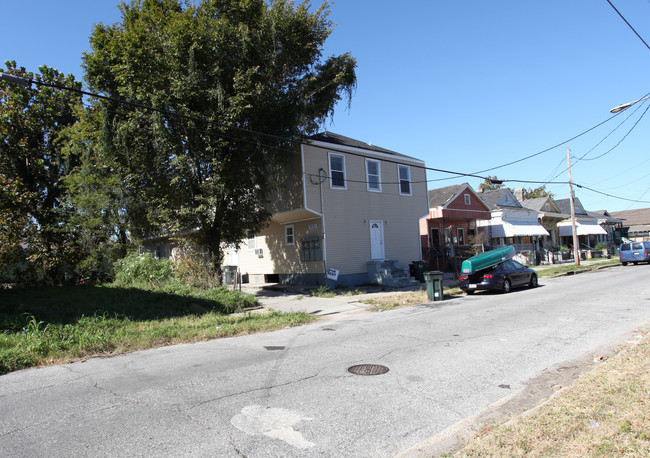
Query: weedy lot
[
  {"left": 451, "top": 331, "right": 650, "bottom": 456},
  {"left": 0, "top": 259, "right": 620, "bottom": 374},
  {"left": 0, "top": 285, "right": 314, "bottom": 374}
]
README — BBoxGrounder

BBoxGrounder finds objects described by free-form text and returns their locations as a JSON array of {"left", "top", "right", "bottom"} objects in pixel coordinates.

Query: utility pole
[{"left": 567, "top": 147, "right": 580, "bottom": 266}]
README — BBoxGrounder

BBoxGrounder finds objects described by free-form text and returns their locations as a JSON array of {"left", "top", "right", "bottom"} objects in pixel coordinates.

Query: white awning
[
  {"left": 489, "top": 221, "right": 549, "bottom": 237},
  {"left": 558, "top": 221, "right": 607, "bottom": 236}
]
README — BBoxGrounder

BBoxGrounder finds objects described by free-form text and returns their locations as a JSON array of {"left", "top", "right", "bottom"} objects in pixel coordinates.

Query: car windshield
[{"left": 632, "top": 242, "right": 643, "bottom": 249}]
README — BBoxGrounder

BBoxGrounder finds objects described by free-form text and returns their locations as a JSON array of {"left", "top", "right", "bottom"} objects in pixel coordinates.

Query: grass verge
[
  {"left": 451, "top": 330, "right": 650, "bottom": 456},
  {"left": 361, "top": 287, "right": 464, "bottom": 311},
  {"left": 536, "top": 259, "right": 619, "bottom": 277},
  {"left": 0, "top": 284, "right": 315, "bottom": 374}
]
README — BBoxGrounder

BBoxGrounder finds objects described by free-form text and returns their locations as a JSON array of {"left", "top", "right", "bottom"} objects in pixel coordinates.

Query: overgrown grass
[
  {"left": 310, "top": 285, "right": 336, "bottom": 298},
  {"left": 453, "top": 331, "right": 650, "bottom": 456},
  {"left": 0, "top": 284, "right": 315, "bottom": 374}
]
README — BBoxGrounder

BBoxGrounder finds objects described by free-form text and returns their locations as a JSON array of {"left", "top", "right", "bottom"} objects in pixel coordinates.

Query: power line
[
  {"left": 580, "top": 102, "right": 650, "bottom": 161},
  {"left": 469, "top": 113, "right": 622, "bottom": 174},
  {"left": 606, "top": 0, "right": 650, "bottom": 52},
  {"left": 1, "top": 71, "right": 643, "bottom": 203},
  {"left": 574, "top": 183, "right": 650, "bottom": 204},
  {"left": 2, "top": 72, "right": 505, "bottom": 183},
  {"left": 543, "top": 97, "right": 650, "bottom": 184}
]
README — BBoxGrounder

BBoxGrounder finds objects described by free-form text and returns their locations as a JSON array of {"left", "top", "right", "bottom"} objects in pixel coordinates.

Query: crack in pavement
[{"left": 187, "top": 372, "right": 322, "bottom": 410}]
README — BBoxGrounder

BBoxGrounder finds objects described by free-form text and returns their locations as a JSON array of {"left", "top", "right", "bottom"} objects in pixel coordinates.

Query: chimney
[{"left": 515, "top": 188, "right": 524, "bottom": 202}]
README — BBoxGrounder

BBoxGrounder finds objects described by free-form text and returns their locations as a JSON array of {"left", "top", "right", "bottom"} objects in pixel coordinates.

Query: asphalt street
[{"left": 1, "top": 264, "right": 649, "bottom": 457}]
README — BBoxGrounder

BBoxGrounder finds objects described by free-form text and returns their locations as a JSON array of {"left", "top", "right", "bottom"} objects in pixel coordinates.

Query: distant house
[
  {"left": 224, "top": 132, "right": 429, "bottom": 287},
  {"left": 518, "top": 196, "right": 568, "bottom": 255},
  {"left": 586, "top": 210, "right": 623, "bottom": 247},
  {"left": 419, "top": 183, "right": 491, "bottom": 271},
  {"left": 609, "top": 208, "right": 650, "bottom": 241},
  {"left": 476, "top": 188, "right": 549, "bottom": 264},
  {"left": 554, "top": 198, "right": 608, "bottom": 249}
]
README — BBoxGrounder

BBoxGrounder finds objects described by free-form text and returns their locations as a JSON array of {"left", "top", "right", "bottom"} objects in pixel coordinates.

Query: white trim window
[
  {"left": 365, "top": 158, "right": 381, "bottom": 192},
  {"left": 285, "top": 224, "right": 295, "bottom": 246},
  {"left": 246, "top": 232, "right": 256, "bottom": 250},
  {"left": 464, "top": 193, "right": 471, "bottom": 205},
  {"left": 457, "top": 227, "right": 465, "bottom": 246},
  {"left": 328, "top": 152, "right": 346, "bottom": 189},
  {"left": 398, "top": 164, "right": 411, "bottom": 196}
]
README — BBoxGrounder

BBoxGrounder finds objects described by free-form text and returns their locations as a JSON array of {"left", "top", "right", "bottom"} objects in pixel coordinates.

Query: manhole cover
[{"left": 347, "top": 364, "right": 389, "bottom": 376}]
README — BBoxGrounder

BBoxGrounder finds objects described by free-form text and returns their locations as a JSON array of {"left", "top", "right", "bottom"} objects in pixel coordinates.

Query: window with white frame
[
  {"left": 246, "top": 232, "right": 256, "bottom": 250},
  {"left": 365, "top": 158, "right": 381, "bottom": 192},
  {"left": 328, "top": 153, "right": 346, "bottom": 189},
  {"left": 464, "top": 193, "right": 471, "bottom": 205},
  {"left": 285, "top": 224, "right": 295, "bottom": 246},
  {"left": 457, "top": 227, "right": 465, "bottom": 246},
  {"left": 398, "top": 164, "right": 411, "bottom": 195}
]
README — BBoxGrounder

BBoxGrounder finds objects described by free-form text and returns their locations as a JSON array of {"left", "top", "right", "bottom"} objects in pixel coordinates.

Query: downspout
[{"left": 318, "top": 168, "right": 328, "bottom": 284}]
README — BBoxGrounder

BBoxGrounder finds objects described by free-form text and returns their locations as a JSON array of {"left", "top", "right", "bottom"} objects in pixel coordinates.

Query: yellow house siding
[
  {"left": 301, "top": 142, "right": 428, "bottom": 275},
  {"left": 231, "top": 220, "right": 324, "bottom": 277}
]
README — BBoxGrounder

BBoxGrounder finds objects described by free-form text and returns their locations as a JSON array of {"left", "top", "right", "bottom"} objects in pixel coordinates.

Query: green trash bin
[{"left": 424, "top": 271, "right": 444, "bottom": 301}]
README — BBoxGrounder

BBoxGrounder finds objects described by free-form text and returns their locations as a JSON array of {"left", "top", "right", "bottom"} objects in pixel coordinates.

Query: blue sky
[{"left": 3, "top": 0, "right": 650, "bottom": 212}]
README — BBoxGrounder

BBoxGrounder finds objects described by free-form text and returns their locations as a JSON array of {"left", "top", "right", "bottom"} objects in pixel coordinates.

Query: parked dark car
[
  {"left": 458, "top": 259, "right": 538, "bottom": 294},
  {"left": 619, "top": 241, "right": 650, "bottom": 265}
]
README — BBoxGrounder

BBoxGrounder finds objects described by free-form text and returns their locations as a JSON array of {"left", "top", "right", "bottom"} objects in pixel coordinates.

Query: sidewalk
[
  {"left": 240, "top": 283, "right": 426, "bottom": 318},
  {"left": 237, "top": 259, "right": 618, "bottom": 317}
]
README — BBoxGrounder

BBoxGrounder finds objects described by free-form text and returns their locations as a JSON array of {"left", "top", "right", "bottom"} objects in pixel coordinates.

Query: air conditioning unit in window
[{"left": 255, "top": 248, "right": 264, "bottom": 258}]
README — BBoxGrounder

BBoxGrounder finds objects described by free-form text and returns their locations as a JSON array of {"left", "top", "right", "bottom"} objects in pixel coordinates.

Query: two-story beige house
[{"left": 226, "top": 132, "right": 428, "bottom": 287}]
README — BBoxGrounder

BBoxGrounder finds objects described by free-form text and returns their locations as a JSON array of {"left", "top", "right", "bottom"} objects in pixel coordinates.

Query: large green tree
[
  {"left": 82, "top": 0, "right": 356, "bottom": 275},
  {"left": 62, "top": 105, "right": 132, "bottom": 281},
  {"left": 0, "top": 61, "right": 83, "bottom": 284}
]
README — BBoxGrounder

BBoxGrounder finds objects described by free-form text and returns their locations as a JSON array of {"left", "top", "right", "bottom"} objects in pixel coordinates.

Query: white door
[{"left": 369, "top": 220, "right": 385, "bottom": 260}]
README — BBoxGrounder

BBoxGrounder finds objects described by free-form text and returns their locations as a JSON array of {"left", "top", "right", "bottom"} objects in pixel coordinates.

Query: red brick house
[{"left": 419, "top": 183, "right": 491, "bottom": 271}]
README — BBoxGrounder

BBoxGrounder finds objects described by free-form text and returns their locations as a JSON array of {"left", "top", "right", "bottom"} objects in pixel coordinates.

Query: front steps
[{"left": 367, "top": 260, "right": 420, "bottom": 288}]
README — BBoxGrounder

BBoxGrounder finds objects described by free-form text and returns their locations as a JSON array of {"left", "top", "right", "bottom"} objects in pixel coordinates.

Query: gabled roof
[
  {"left": 428, "top": 183, "right": 466, "bottom": 208},
  {"left": 586, "top": 210, "right": 623, "bottom": 224},
  {"left": 554, "top": 197, "right": 588, "bottom": 216},
  {"left": 427, "top": 183, "right": 490, "bottom": 211},
  {"left": 610, "top": 208, "right": 650, "bottom": 226},
  {"left": 521, "top": 197, "right": 554, "bottom": 212},
  {"left": 478, "top": 188, "right": 522, "bottom": 210},
  {"left": 309, "top": 131, "right": 420, "bottom": 162}
]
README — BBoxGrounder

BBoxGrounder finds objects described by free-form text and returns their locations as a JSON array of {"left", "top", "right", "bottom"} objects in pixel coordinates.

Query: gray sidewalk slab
[{"left": 239, "top": 284, "right": 429, "bottom": 318}]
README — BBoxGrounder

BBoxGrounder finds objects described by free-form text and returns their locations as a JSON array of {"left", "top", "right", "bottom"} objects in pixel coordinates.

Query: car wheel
[
  {"left": 529, "top": 274, "right": 538, "bottom": 288},
  {"left": 622, "top": 262, "right": 628, "bottom": 266},
  {"left": 466, "top": 290, "right": 475, "bottom": 295},
  {"left": 502, "top": 279, "right": 511, "bottom": 293},
  {"left": 634, "top": 262, "right": 638, "bottom": 265}
]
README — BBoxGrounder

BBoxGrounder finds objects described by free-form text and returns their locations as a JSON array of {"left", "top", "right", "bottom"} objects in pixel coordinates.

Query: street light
[
  {"left": 0, "top": 72, "right": 31, "bottom": 88},
  {"left": 610, "top": 95, "right": 650, "bottom": 113}
]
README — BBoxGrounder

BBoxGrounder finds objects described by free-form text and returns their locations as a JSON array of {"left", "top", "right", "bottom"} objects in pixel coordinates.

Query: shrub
[
  {"left": 172, "top": 246, "right": 219, "bottom": 289},
  {"left": 311, "top": 285, "right": 335, "bottom": 298},
  {"left": 113, "top": 252, "right": 172, "bottom": 287},
  {"left": 595, "top": 243, "right": 607, "bottom": 250},
  {"left": 199, "top": 287, "right": 258, "bottom": 313}
]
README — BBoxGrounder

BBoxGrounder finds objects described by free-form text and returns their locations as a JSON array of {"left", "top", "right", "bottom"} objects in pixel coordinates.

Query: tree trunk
[{"left": 206, "top": 235, "right": 224, "bottom": 286}]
